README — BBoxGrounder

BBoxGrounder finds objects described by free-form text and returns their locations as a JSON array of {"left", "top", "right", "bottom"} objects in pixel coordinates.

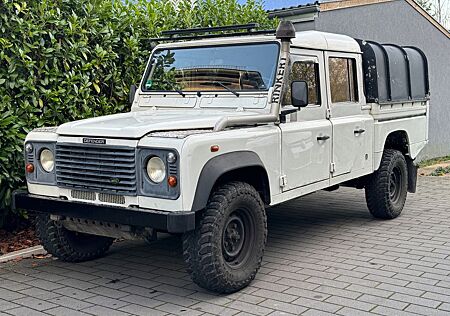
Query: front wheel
[
  {"left": 36, "top": 214, "right": 114, "bottom": 262},
  {"left": 182, "top": 182, "right": 267, "bottom": 293},
  {"left": 365, "top": 149, "right": 408, "bottom": 219}
]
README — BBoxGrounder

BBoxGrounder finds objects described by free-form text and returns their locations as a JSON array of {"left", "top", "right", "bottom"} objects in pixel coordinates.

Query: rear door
[
  {"left": 324, "top": 52, "right": 372, "bottom": 177},
  {"left": 280, "top": 49, "right": 332, "bottom": 191}
]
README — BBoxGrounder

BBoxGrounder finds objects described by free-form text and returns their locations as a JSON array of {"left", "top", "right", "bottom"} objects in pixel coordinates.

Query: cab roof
[
  {"left": 291, "top": 31, "right": 361, "bottom": 53},
  {"left": 155, "top": 30, "right": 361, "bottom": 54}
]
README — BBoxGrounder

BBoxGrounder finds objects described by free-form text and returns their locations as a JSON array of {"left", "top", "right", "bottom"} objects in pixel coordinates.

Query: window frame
[
  {"left": 328, "top": 56, "right": 360, "bottom": 105},
  {"left": 140, "top": 41, "right": 281, "bottom": 94},
  {"left": 283, "top": 56, "right": 322, "bottom": 108}
]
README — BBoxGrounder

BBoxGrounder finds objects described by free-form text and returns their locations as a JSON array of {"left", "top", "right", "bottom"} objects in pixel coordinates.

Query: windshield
[{"left": 143, "top": 43, "right": 280, "bottom": 93}]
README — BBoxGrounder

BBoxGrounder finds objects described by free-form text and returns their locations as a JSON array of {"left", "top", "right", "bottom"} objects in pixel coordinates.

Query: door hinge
[
  {"left": 280, "top": 175, "right": 287, "bottom": 188},
  {"left": 330, "top": 162, "right": 336, "bottom": 173},
  {"left": 326, "top": 108, "right": 332, "bottom": 119}
]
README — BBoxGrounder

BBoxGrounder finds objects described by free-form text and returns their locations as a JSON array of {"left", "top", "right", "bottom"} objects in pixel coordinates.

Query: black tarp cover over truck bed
[{"left": 357, "top": 40, "right": 429, "bottom": 104}]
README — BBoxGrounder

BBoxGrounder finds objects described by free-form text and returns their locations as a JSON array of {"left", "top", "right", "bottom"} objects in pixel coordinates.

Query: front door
[
  {"left": 280, "top": 50, "right": 332, "bottom": 191},
  {"left": 325, "top": 52, "right": 372, "bottom": 177}
]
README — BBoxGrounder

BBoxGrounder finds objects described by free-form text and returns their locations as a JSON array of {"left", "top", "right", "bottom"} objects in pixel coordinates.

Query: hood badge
[
  {"left": 110, "top": 178, "right": 120, "bottom": 184},
  {"left": 83, "top": 138, "right": 106, "bottom": 145}
]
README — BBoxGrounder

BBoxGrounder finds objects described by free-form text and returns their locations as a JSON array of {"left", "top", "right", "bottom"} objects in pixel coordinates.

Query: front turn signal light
[
  {"left": 26, "top": 163, "right": 35, "bottom": 173},
  {"left": 168, "top": 176, "right": 178, "bottom": 187}
]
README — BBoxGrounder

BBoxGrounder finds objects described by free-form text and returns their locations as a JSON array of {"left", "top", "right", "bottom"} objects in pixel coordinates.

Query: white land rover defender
[{"left": 14, "top": 21, "right": 429, "bottom": 293}]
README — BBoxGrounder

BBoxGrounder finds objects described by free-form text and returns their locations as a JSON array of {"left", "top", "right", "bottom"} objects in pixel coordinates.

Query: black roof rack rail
[
  {"left": 145, "top": 23, "right": 276, "bottom": 43},
  {"left": 162, "top": 23, "right": 260, "bottom": 37}
]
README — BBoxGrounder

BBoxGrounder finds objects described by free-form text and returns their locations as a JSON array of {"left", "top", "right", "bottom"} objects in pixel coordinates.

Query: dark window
[
  {"left": 283, "top": 61, "right": 321, "bottom": 106},
  {"left": 329, "top": 57, "right": 358, "bottom": 103},
  {"left": 143, "top": 43, "right": 280, "bottom": 92}
]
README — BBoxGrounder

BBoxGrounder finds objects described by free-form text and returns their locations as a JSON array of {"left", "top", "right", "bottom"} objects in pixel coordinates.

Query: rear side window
[
  {"left": 283, "top": 61, "right": 320, "bottom": 106},
  {"left": 329, "top": 57, "right": 358, "bottom": 103}
]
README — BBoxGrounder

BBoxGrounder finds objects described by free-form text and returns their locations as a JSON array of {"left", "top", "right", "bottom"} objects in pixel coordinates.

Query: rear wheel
[
  {"left": 365, "top": 149, "right": 408, "bottom": 219},
  {"left": 36, "top": 214, "right": 113, "bottom": 262},
  {"left": 182, "top": 182, "right": 267, "bottom": 293}
]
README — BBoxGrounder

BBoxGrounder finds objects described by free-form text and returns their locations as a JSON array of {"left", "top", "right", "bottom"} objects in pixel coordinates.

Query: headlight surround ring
[
  {"left": 39, "top": 148, "right": 55, "bottom": 172},
  {"left": 146, "top": 156, "right": 166, "bottom": 183}
]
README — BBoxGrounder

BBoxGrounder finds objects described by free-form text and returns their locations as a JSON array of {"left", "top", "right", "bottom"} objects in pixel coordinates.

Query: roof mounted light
[{"left": 276, "top": 21, "right": 296, "bottom": 41}]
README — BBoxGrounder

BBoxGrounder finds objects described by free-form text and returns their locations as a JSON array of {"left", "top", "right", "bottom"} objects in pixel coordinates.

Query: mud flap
[{"left": 407, "top": 159, "right": 418, "bottom": 193}]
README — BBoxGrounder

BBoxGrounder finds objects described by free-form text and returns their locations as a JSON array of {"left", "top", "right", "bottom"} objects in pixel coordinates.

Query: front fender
[{"left": 191, "top": 151, "right": 265, "bottom": 212}]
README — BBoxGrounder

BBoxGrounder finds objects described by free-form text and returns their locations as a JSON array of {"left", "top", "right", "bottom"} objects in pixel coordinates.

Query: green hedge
[{"left": 0, "top": 0, "right": 275, "bottom": 226}]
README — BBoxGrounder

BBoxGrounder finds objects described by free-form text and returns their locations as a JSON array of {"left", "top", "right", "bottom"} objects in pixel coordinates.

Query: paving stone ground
[{"left": 1, "top": 176, "right": 449, "bottom": 316}]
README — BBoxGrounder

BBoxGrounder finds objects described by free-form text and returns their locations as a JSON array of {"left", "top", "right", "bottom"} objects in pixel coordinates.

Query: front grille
[
  {"left": 71, "top": 190, "right": 96, "bottom": 201},
  {"left": 99, "top": 193, "right": 126, "bottom": 204},
  {"left": 56, "top": 143, "right": 137, "bottom": 195}
]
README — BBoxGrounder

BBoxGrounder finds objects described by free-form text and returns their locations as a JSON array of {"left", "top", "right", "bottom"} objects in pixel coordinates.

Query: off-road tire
[
  {"left": 36, "top": 214, "right": 114, "bottom": 262},
  {"left": 182, "top": 182, "right": 267, "bottom": 293},
  {"left": 365, "top": 149, "right": 408, "bottom": 219}
]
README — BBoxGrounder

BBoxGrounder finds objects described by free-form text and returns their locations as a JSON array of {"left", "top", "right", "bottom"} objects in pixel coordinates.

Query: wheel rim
[
  {"left": 222, "top": 208, "right": 254, "bottom": 268},
  {"left": 389, "top": 166, "right": 403, "bottom": 204}
]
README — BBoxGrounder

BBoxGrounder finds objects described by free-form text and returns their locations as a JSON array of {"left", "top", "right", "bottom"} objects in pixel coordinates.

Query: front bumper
[{"left": 13, "top": 191, "right": 195, "bottom": 233}]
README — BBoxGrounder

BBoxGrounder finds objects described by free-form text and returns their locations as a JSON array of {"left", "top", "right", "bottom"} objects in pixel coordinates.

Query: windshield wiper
[
  {"left": 173, "top": 89, "right": 185, "bottom": 97},
  {"left": 212, "top": 81, "right": 240, "bottom": 97},
  {"left": 149, "top": 79, "right": 185, "bottom": 97}
]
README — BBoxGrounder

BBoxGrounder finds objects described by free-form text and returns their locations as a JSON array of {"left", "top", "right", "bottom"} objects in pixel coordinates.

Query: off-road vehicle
[{"left": 14, "top": 21, "right": 429, "bottom": 293}]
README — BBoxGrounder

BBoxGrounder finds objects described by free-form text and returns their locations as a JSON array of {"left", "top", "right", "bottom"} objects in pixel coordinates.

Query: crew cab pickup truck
[{"left": 14, "top": 21, "right": 429, "bottom": 293}]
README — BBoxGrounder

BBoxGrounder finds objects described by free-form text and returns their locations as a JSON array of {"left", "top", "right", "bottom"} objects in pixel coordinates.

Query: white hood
[{"left": 56, "top": 109, "right": 259, "bottom": 138}]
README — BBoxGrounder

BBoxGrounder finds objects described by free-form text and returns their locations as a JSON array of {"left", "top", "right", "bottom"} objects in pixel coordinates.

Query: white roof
[
  {"left": 156, "top": 30, "right": 361, "bottom": 54},
  {"left": 292, "top": 31, "right": 361, "bottom": 53}
]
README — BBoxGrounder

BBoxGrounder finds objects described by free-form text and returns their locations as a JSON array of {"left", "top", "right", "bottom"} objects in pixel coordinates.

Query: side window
[
  {"left": 329, "top": 57, "right": 358, "bottom": 103},
  {"left": 283, "top": 61, "right": 321, "bottom": 106}
]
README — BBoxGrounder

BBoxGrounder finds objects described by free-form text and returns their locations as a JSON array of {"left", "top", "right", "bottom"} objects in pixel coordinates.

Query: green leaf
[{"left": 93, "top": 83, "right": 100, "bottom": 93}]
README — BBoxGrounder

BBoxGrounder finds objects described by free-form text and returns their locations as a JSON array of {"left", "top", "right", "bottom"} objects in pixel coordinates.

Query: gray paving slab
[{"left": 0, "top": 177, "right": 449, "bottom": 315}]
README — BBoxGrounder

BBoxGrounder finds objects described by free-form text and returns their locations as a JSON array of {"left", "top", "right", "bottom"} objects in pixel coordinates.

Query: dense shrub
[{"left": 0, "top": 0, "right": 275, "bottom": 226}]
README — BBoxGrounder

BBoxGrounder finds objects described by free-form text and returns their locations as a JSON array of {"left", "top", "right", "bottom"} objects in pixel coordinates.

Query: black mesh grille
[{"left": 55, "top": 143, "right": 136, "bottom": 195}]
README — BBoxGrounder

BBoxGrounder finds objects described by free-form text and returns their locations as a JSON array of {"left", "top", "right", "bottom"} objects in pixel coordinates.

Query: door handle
[
  {"left": 317, "top": 135, "right": 330, "bottom": 141},
  {"left": 354, "top": 128, "right": 366, "bottom": 134}
]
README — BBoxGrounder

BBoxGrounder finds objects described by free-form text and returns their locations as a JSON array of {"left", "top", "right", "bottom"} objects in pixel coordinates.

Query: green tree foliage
[
  {"left": 416, "top": 0, "right": 433, "bottom": 12},
  {"left": 0, "top": 0, "right": 275, "bottom": 225}
]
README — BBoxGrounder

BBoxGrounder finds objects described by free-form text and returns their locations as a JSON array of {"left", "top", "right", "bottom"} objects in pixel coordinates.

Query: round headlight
[
  {"left": 146, "top": 156, "right": 166, "bottom": 183},
  {"left": 40, "top": 149, "right": 54, "bottom": 172}
]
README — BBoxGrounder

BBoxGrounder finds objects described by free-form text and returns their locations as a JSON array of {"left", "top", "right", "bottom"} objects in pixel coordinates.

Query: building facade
[{"left": 269, "top": 0, "right": 450, "bottom": 159}]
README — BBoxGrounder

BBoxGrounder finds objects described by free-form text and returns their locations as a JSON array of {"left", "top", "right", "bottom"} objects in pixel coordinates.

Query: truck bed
[{"left": 368, "top": 100, "right": 428, "bottom": 121}]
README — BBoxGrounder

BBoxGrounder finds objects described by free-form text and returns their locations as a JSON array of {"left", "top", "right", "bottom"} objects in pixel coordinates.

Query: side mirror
[
  {"left": 129, "top": 84, "right": 137, "bottom": 105},
  {"left": 291, "top": 81, "right": 309, "bottom": 107}
]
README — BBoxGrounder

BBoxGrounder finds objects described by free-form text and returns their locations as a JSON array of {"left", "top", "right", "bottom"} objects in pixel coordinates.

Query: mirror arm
[
  {"left": 129, "top": 84, "right": 137, "bottom": 105},
  {"left": 279, "top": 108, "right": 298, "bottom": 123}
]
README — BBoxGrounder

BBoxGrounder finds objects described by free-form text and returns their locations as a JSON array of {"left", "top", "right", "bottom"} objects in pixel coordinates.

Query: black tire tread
[
  {"left": 182, "top": 181, "right": 267, "bottom": 293},
  {"left": 365, "top": 149, "right": 408, "bottom": 219},
  {"left": 36, "top": 214, "right": 113, "bottom": 262}
]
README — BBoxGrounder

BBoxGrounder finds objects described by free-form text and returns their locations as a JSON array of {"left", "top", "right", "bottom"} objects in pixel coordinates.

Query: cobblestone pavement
[{"left": 1, "top": 176, "right": 450, "bottom": 316}]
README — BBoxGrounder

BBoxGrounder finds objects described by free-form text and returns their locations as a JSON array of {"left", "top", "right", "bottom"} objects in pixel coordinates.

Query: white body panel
[
  {"left": 280, "top": 49, "right": 332, "bottom": 190},
  {"left": 179, "top": 126, "right": 281, "bottom": 211},
  {"left": 373, "top": 114, "right": 429, "bottom": 169},
  {"left": 281, "top": 120, "right": 332, "bottom": 189},
  {"left": 57, "top": 109, "right": 262, "bottom": 139}
]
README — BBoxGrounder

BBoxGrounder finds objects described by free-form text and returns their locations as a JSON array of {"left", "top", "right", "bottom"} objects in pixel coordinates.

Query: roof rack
[{"left": 147, "top": 23, "right": 276, "bottom": 43}]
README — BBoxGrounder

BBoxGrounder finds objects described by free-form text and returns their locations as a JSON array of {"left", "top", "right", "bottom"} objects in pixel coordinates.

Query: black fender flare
[{"left": 191, "top": 151, "right": 267, "bottom": 212}]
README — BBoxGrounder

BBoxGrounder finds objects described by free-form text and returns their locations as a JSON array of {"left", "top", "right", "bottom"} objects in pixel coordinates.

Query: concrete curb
[{"left": 0, "top": 245, "right": 46, "bottom": 263}]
